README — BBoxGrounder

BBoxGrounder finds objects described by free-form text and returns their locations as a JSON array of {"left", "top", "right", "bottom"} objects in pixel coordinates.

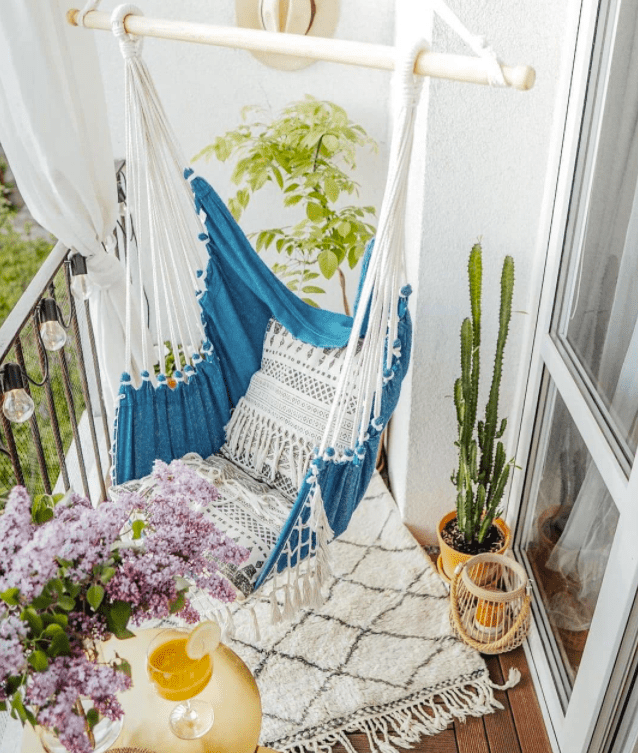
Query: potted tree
[
  {"left": 193, "top": 97, "right": 377, "bottom": 313},
  {"left": 437, "top": 242, "right": 516, "bottom": 581}
]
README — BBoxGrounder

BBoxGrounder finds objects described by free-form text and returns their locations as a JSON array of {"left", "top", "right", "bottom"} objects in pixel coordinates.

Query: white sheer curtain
[
  {"left": 0, "top": 0, "right": 152, "bottom": 415},
  {"left": 546, "top": 0, "right": 638, "bottom": 628}
]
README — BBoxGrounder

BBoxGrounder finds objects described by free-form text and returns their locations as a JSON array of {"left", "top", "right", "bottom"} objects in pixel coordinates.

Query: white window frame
[{"left": 504, "top": 0, "right": 638, "bottom": 750}]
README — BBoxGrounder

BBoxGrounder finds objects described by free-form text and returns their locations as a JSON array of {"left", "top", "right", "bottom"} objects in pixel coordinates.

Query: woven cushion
[
  {"left": 108, "top": 452, "right": 292, "bottom": 597},
  {"left": 220, "top": 317, "right": 357, "bottom": 501}
]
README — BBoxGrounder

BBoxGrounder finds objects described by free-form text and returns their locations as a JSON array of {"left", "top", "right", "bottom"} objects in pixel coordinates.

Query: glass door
[{"left": 514, "top": 0, "right": 638, "bottom": 749}]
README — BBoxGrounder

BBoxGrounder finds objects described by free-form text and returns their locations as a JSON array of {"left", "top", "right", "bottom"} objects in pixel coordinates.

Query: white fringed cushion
[
  {"left": 109, "top": 453, "right": 292, "bottom": 597},
  {"left": 220, "top": 318, "right": 358, "bottom": 500}
]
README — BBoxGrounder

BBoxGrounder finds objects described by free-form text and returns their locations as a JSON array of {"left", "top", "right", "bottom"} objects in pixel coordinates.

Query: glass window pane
[
  {"left": 524, "top": 378, "right": 619, "bottom": 698},
  {"left": 560, "top": 0, "right": 638, "bottom": 456}
]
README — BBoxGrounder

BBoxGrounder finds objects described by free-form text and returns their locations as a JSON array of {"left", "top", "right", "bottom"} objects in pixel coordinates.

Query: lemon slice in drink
[{"left": 186, "top": 620, "right": 222, "bottom": 660}]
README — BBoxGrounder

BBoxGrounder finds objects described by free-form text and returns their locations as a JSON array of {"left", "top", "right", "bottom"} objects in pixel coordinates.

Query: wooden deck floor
[{"left": 331, "top": 645, "right": 552, "bottom": 753}]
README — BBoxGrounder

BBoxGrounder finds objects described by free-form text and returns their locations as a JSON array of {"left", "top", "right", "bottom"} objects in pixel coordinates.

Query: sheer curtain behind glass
[{"left": 546, "top": 0, "right": 638, "bottom": 626}]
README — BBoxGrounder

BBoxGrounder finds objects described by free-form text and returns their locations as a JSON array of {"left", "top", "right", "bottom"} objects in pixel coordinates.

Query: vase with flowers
[{"left": 0, "top": 459, "right": 248, "bottom": 753}]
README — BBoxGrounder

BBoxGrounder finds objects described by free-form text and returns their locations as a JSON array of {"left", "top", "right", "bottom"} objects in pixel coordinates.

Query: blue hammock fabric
[{"left": 112, "top": 172, "right": 412, "bottom": 588}]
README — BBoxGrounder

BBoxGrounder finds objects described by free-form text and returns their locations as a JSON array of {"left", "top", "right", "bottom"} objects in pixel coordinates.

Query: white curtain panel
[{"left": 0, "top": 0, "right": 152, "bottom": 416}]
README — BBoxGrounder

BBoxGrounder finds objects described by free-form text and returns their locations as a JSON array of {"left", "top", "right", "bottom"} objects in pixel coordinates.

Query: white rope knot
[
  {"left": 472, "top": 35, "right": 507, "bottom": 88},
  {"left": 111, "top": 4, "right": 144, "bottom": 59},
  {"left": 77, "top": 0, "right": 100, "bottom": 27},
  {"left": 397, "top": 39, "right": 428, "bottom": 103}
]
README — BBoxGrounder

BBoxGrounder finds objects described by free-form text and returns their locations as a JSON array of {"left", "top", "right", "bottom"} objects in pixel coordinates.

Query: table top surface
[{"left": 21, "top": 628, "right": 262, "bottom": 753}]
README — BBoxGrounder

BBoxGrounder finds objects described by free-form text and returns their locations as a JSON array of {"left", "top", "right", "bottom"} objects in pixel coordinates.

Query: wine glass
[{"left": 146, "top": 627, "right": 215, "bottom": 739}]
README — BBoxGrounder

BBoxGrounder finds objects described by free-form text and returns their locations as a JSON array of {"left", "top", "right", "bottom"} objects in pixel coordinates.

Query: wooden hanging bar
[{"left": 67, "top": 9, "right": 536, "bottom": 91}]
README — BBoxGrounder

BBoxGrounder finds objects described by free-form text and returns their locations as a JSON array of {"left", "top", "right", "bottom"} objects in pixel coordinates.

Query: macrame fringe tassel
[
  {"left": 249, "top": 605, "right": 262, "bottom": 643},
  {"left": 224, "top": 403, "right": 312, "bottom": 486},
  {"left": 268, "top": 673, "right": 509, "bottom": 753},
  {"left": 490, "top": 667, "right": 521, "bottom": 691}
]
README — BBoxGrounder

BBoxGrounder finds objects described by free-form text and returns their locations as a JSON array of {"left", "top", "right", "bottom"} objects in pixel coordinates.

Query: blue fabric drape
[{"left": 112, "top": 173, "right": 412, "bottom": 580}]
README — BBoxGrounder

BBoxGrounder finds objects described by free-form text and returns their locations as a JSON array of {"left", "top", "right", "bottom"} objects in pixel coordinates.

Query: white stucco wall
[
  {"left": 94, "top": 0, "right": 395, "bottom": 314},
  {"left": 388, "top": 0, "right": 574, "bottom": 542}
]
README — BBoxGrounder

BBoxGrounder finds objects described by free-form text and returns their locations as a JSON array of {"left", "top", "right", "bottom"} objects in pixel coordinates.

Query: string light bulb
[
  {"left": 38, "top": 298, "right": 67, "bottom": 352},
  {"left": 70, "top": 254, "right": 94, "bottom": 301},
  {"left": 1, "top": 363, "right": 35, "bottom": 423}
]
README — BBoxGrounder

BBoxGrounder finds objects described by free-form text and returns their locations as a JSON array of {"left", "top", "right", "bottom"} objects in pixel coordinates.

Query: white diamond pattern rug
[{"left": 225, "top": 473, "right": 518, "bottom": 753}]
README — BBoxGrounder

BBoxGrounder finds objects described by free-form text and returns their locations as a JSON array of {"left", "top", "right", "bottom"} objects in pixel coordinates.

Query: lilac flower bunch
[{"left": 0, "top": 459, "right": 248, "bottom": 753}]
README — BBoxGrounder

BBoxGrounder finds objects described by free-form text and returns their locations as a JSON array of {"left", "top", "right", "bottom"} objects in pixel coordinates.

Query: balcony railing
[
  {"left": 0, "top": 241, "right": 113, "bottom": 504},
  {"left": 0, "top": 165, "right": 129, "bottom": 506}
]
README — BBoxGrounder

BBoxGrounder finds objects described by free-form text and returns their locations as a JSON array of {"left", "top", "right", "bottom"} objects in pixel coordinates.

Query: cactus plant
[{"left": 451, "top": 242, "right": 515, "bottom": 548}]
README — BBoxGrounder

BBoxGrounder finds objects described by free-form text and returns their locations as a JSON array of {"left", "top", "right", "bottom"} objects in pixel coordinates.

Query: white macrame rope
[
  {"left": 429, "top": 0, "right": 506, "bottom": 87},
  {"left": 76, "top": 0, "right": 101, "bottom": 28},
  {"left": 318, "top": 40, "right": 425, "bottom": 456},
  {"left": 113, "top": 3, "right": 207, "bottom": 378}
]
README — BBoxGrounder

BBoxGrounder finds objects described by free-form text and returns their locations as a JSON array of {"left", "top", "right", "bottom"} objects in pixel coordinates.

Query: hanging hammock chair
[{"left": 105, "top": 2, "right": 505, "bottom": 618}]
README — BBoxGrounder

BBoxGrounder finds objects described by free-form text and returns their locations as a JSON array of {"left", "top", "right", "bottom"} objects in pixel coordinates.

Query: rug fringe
[{"left": 267, "top": 673, "right": 513, "bottom": 753}]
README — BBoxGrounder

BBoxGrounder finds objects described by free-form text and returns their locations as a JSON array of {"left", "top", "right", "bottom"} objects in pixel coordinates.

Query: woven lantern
[{"left": 450, "top": 553, "right": 531, "bottom": 654}]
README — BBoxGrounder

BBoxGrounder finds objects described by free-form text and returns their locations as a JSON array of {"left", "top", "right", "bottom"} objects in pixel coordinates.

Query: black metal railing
[
  {"left": 0, "top": 163, "right": 128, "bottom": 506},
  {"left": 0, "top": 242, "right": 112, "bottom": 504}
]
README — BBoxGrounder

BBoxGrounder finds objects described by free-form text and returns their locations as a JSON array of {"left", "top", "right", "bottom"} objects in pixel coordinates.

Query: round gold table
[{"left": 21, "top": 629, "right": 262, "bottom": 753}]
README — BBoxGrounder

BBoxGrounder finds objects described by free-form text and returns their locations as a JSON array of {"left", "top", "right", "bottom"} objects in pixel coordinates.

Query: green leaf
[
  {"left": 271, "top": 167, "right": 284, "bottom": 190},
  {"left": 302, "top": 298, "right": 319, "bottom": 308},
  {"left": 48, "top": 631, "right": 71, "bottom": 658},
  {"left": 337, "top": 221, "right": 351, "bottom": 238},
  {"left": 87, "top": 584, "right": 105, "bottom": 611},
  {"left": 100, "top": 567, "right": 116, "bottom": 584},
  {"left": 283, "top": 194, "right": 303, "bottom": 207},
  {"left": 11, "top": 695, "right": 28, "bottom": 723},
  {"left": 318, "top": 250, "right": 339, "bottom": 279},
  {"left": 1, "top": 587, "right": 20, "bottom": 606},
  {"left": 169, "top": 591, "right": 186, "bottom": 614},
  {"left": 306, "top": 203, "right": 325, "bottom": 222},
  {"left": 302, "top": 286, "right": 325, "bottom": 294},
  {"left": 324, "top": 177, "right": 339, "bottom": 203},
  {"left": 57, "top": 594, "right": 76, "bottom": 611},
  {"left": 322, "top": 134, "right": 339, "bottom": 152},
  {"left": 36, "top": 507, "right": 54, "bottom": 525},
  {"left": 116, "top": 658, "right": 132, "bottom": 678},
  {"left": 28, "top": 650, "right": 49, "bottom": 672},
  {"left": 0, "top": 701, "right": 6, "bottom": 712},
  {"left": 67, "top": 583, "right": 81, "bottom": 598},
  {"left": 131, "top": 520, "right": 146, "bottom": 540},
  {"left": 237, "top": 189, "right": 250, "bottom": 208},
  {"left": 49, "top": 613, "right": 68, "bottom": 628},
  {"left": 6, "top": 676, "right": 22, "bottom": 695},
  {"left": 20, "top": 607, "right": 43, "bottom": 636},
  {"left": 105, "top": 600, "right": 133, "bottom": 639},
  {"left": 43, "top": 623, "right": 64, "bottom": 638},
  {"left": 48, "top": 578, "right": 65, "bottom": 594},
  {"left": 86, "top": 708, "right": 100, "bottom": 730}
]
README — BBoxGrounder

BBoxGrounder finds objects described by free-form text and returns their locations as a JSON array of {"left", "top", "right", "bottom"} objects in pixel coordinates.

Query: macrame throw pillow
[
  {"left": 220, "top": 317, "right": 358, "bottom": 501},
  {"left": 109, "top": 452, "right": 292, "bottom": 598}
]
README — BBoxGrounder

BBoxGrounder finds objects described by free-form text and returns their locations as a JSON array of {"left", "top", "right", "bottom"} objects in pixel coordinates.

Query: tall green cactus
[{"left": 452, "top": 243, "right": 515, "bottom": 545}]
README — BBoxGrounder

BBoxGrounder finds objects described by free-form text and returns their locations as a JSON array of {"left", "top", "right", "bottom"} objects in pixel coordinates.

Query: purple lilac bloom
[
  {"left": 0, "top": 486, "right": 35, "bottom": 588},
  {"left": 151, "top": 459, "right": 221, "bottom": 508},
  {"left": 26, "top": 653, "right": 131, "bottom": 753}
]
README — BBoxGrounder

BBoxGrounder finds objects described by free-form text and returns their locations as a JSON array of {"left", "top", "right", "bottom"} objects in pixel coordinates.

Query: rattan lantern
[{"left": 450, "top": 553, "right": 531, "bottom": 654}]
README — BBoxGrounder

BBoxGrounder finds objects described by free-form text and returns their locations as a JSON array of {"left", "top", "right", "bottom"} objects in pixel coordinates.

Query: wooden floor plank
[
  {"left": 455, "top": 714, "right": 490, "bottom": 753},
  {"left": 499, "top": 649, "right": 553, "bottom": 753},
  {"left": 332, "top": 728, "right": 458, "bottom": 753},
  {"left": 482, "top": 654, "right": 523, "bottom": 753}
]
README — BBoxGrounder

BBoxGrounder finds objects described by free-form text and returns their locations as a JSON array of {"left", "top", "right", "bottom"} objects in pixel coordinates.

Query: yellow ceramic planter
[{"left": 436, "top": 510, "right": 510, "bottom": 582}]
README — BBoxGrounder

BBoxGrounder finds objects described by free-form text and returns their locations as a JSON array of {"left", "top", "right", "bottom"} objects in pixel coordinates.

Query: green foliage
[
  {"left": 194, "top": 97, "right": 378, "bottom": 311},
  {"left": 0, "top": 207, "right": 54, "bottom": 325},
  {"left": 451, "top": 243, "right": 515, "bottom": 546}
]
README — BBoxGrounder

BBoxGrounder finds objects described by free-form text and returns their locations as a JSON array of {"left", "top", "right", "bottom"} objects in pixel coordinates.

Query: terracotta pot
[{"left": 436, "top": 510, "right": 511, "bottom": 582}]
